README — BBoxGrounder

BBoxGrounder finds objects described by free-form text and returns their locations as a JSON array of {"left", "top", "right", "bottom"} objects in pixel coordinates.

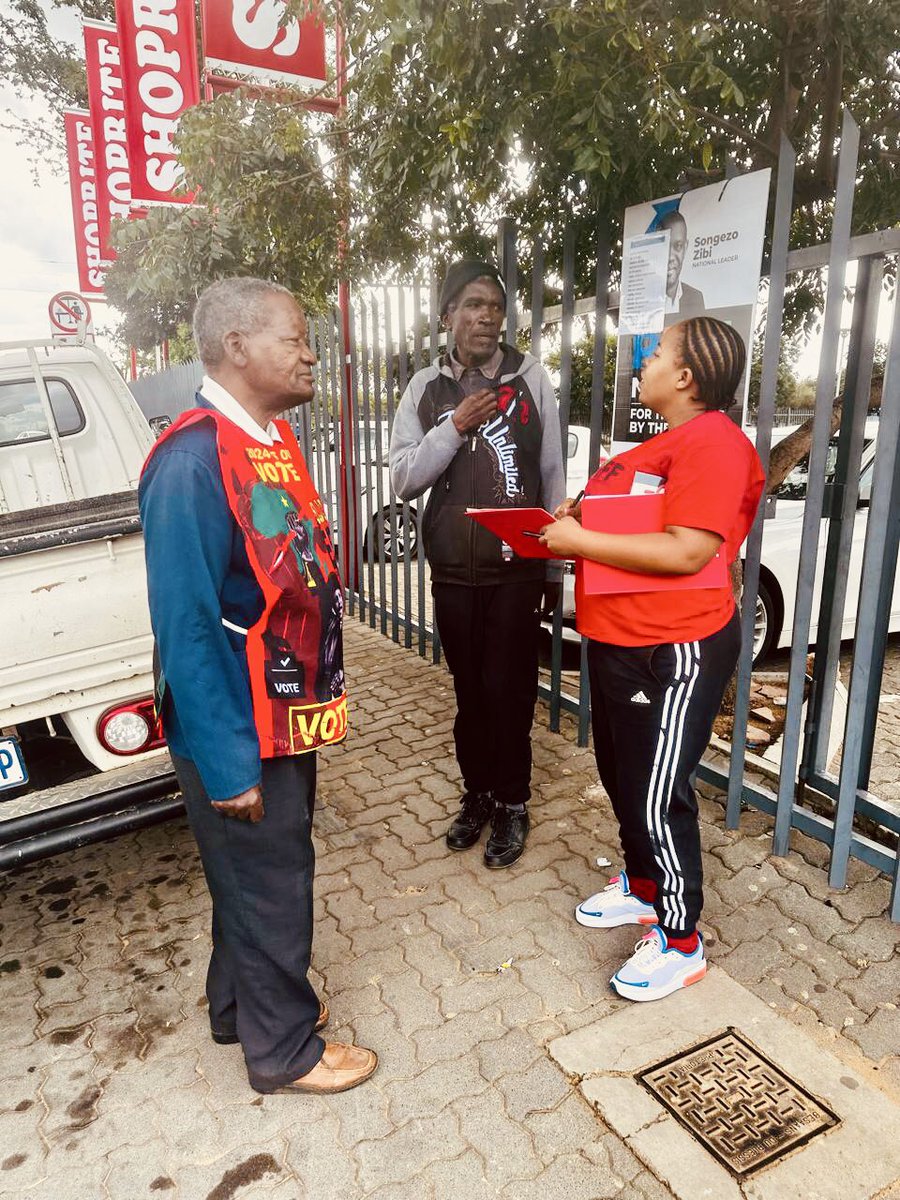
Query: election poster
[{"left": 610, "top": 168, "right": 771, "bottom": 453}]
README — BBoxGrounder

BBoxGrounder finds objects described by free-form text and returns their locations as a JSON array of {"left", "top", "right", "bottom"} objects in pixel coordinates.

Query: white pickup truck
[{"left": 0, "top": 339, "right": 180, "bottom": 866}]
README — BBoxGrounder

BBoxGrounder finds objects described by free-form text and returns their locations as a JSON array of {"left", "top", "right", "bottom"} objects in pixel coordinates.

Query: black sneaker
[
  {"left": 446, "top": 791, "right": 494, "bottom": 850},
  {"left": 484, "top": 807, "right": 530, "bottom": 869}
]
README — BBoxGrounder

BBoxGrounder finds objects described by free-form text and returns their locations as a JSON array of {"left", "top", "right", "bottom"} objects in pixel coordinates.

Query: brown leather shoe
[
  {"left": 250, "top": 1042, "right": 378, "bottom": 1095},
  {"left": 315, "top": 998, "right": 329, "bottom": 1032},
  {"left": 213, "top": 998, "right": 328, "bottom": 1045}
]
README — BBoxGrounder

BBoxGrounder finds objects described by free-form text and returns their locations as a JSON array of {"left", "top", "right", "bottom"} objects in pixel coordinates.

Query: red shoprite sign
[
  {"left": 62, "top": 110, "right": 106, "bottom": 297},
  {"left": 200, "top": 0, "right": 326, "bottom": 89},
  {"left": 83, "top": 20, "right": 132, "bottom": 260},
  {"left": 115, "top": 0, "right": 200, "bottom": 206}
]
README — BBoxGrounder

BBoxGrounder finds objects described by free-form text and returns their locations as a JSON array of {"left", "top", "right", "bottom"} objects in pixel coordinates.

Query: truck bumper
[{"left": 0, "top": 753, "right": 182, "bottom": 869}]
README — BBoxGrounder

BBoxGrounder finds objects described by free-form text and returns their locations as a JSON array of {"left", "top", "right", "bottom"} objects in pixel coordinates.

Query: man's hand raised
[
  {"left": 212, "top": 784, "right": 264, "bottom": 823},
  {"left": 452, "top": 388, "right": 498, "bottom": 435}
]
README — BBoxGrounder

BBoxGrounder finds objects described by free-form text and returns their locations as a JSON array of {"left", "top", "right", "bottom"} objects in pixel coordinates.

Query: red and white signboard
[
  {"left": 83, "top": 19, "right": 132, "bottom": 260},
  {"left": 115, "top": 0, "right": 200, "bottom": 206},
  {"left": 63, "top": 110, "right": 107, "bottom": 297},
  {"left": 200, "top": 0, "right": 326, "bottom": 89},
  {"left": 49, "top": 292, "right": 93, "bottom": 337}
]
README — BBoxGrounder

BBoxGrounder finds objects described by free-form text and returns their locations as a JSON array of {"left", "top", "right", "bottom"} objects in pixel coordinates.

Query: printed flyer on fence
[{"left": 610, "top": 168, "right": 772, "bottom": 453}]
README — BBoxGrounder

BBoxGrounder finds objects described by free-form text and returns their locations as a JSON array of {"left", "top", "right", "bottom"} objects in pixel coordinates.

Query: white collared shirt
[
  {"left": 664, "top": 281, "right": 683, "bottom": 314},
  {"left": 199, "top": 375, "right": 283, "bottom": 446}
]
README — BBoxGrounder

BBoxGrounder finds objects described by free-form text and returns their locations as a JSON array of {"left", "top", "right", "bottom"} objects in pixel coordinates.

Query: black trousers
[
  {"left": 432, "top": 579, "right": 544, "bottom": 808},
  {"left": 586, "top": 611, "right": 741, "bottom": 937},
  {"left": 171, "top": 751, "right": 324, "bottom": 1088}
]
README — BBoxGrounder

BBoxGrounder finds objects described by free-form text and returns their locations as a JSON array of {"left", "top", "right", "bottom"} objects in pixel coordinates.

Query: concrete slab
[{"left": 549, "top": 967, "right": 900, "bottom": 1200}]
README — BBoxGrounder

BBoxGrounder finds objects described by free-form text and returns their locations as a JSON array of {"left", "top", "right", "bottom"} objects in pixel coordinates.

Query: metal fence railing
[{"left": 132, "top": 112, "right": 900, "bottom": 919}]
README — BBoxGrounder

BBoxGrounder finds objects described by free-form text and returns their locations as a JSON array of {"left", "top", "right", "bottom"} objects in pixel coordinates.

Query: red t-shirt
[{"left": 575, "top": 412, "right": 765, "bottom": 646}]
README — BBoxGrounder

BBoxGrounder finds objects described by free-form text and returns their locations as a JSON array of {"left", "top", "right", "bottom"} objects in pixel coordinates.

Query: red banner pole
[{"left": 335, "top": 4, "right": 358, "bottom": 588}]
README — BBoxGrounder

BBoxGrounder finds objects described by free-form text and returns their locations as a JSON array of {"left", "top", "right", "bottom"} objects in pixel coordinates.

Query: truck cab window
[{"left": 0, "top": 378, "right": 85, "bottom": 446}]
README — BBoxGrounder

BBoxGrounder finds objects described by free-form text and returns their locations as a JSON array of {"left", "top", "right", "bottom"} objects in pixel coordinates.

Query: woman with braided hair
[{"left": 541, "top": 317, "right": 765, "bottom": 1002}]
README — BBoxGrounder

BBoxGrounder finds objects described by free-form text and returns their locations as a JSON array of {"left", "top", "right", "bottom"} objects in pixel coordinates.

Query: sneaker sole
[
  {"left": 574, "top": 906, "right": 657, "bottom": 929},
  {"left": 610, "top": 961, "right": 707, "bottom": 1002}
]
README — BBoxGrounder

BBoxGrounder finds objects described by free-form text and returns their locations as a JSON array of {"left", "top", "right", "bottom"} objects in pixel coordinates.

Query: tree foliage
[
  {"left": 343, "top": 0, "right": 899, "bottom": 278},
  {"left": 3, "top": 0, "right": 899, "bottom": 345},
  {"left": 0, "top": 0, "right": 111, "bottom": 164},
  {"left": 104, "top": 94, "right": 342, "bottom": 347}
]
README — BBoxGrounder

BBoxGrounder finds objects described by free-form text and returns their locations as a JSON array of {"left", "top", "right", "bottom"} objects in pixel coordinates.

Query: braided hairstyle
[{"left": 675, "top": 317, "right": 746, "bottom": 412}]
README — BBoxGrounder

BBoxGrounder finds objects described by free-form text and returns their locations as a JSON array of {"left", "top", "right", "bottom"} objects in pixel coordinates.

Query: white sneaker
[
  {"left": 575, "top": 871, "right": 658, "bottom": 928},
  {"left": 610, "top": 926, "right": 706, "bottom": 1002}
]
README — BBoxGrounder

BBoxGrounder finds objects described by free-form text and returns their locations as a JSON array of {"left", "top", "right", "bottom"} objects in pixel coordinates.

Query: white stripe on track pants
[{"left": 586, "top": 610, "right": 741, "bottom": 937}]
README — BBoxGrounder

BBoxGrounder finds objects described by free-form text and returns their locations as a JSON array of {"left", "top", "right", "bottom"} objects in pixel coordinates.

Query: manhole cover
[{"left": 636, "top": 1027, "right": 839, "bottom": 1176}]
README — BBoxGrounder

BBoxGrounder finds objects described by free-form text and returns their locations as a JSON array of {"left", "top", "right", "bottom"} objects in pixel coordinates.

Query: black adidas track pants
[{"left": 586, "top": 610, "right": 741, "bottom": 937}]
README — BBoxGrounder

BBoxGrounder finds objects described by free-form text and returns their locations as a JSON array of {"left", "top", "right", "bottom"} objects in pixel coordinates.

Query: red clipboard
[
  {"left": 465, "top": 507, "right": 562, "bottom": 559},
  {"left": 581, "top": 493, "right": 728, "bottom": 595}
]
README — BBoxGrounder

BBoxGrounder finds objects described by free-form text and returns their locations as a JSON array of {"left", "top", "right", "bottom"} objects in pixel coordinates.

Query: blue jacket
[{"left": 138, "top": 399, "right": 265, "bottom": 800}]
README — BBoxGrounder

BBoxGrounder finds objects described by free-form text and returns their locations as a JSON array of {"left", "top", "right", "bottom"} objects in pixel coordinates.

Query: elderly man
[
  {"left": 390, "top": 260, "right": 565, "bottom": 867},
  {"left": 139, "top": 277, "right": 376, "bottom": 1095}
]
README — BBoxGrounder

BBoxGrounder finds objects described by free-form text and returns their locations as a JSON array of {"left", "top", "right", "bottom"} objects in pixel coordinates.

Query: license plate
[{"left": 0, "top": 736, "right": 28, "bottom": 792}]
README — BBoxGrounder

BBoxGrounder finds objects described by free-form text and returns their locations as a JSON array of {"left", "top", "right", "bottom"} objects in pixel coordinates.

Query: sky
[{"left": 0, "top": 3, "right": 118, "bottom": 346}]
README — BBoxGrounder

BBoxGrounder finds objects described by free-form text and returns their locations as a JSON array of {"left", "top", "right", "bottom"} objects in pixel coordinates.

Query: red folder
[
  {"left": 465, "top": 507, "right": 561, "bottom": 559},
  {"left": 581, "top": 493, "right": 728, "bottom": 595}
]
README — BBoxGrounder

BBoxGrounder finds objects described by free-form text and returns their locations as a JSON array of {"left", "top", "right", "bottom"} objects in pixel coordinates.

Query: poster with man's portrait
[{"left": 610, "top": 168, "right": 771, "bottom": 453}]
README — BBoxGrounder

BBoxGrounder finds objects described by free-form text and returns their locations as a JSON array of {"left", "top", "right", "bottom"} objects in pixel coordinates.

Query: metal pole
[
  {"left": 726, "top": 136, "right": 795, "bottom": 828},
  {"left": 497, "top": 217, "right": 517, "bottom": 344},
  {"left": 27, "top": 347, "right": 75, "bottom": 502},
  {"left": 550, "top": 224, "right": 576, "bottom": 733},
  {"left": 774, "top": 111, "right": 859, "bottom": 856},
  {"left": 806, "top": 256, "right": 882, "bottom": 775},
  {"left": 830, "top": 287, "right": 900, "bottom": 894}
]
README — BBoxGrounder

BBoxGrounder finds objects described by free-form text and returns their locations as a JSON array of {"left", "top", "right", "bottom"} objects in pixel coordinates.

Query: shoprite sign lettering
[
  {"left": 114, "top": 0, "right": 201, "bottom": 206},
  {"left": 83, "top": 20, "right": 132, "bottom": 260},
  {"left": 62, "top": 110, "right": 107, "bottom": 297},
  {"left": 200, "top": 0, "right": 327, "bottom": 89}
]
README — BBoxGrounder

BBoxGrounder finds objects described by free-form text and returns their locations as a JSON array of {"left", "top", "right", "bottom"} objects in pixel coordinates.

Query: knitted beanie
[{"left": 438, "top": 259, "right": 505, "bottom": 317}]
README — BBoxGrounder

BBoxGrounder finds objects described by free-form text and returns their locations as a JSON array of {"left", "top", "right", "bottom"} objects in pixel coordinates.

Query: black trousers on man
[
  {"left": 586, "top": 611, "right": 741, "bottom": 937},
  {"left": 432, "top": 579, "right": 544, "bottom": 808},
  {"left": 171, "top": 752, "right": 324, "bottom": 1090}
]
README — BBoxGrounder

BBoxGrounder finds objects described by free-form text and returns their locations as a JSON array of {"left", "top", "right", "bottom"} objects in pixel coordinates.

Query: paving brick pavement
[{"left": 0, "top": 619, "right": 898, "bottom": 1198}]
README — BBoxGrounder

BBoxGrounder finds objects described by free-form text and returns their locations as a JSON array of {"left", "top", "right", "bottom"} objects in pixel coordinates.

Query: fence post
[
  {"left": 578, "top": 226, "right": 613, "bottom": 748},
  {"left": 726, "top": 134, "right": 795, "bottom": 828},
  {"left": 549, "top": 224, "right": 576, "bottom": 734},
  {"left": 830, "top": 279, "right": 900, "bottom": 898},
  {"left": 774, "top": 110, "right": 859, "bottom": 857},
  {"left": 497, "top": 217, "right": 517, "bottom": 343}
]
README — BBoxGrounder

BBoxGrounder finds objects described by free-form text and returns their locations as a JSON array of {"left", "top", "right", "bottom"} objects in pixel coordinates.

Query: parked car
[
  {"left": 553, "top": 420, "right": 894, "bottom": 667},
  {"left": 752, "top": 421, "right": 888, "bottom": 661},
  {"left": 0, "top": 339, "right": 173, "bottom": 840}
]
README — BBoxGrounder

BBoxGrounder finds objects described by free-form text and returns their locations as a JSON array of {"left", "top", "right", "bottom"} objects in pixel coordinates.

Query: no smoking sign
[{"left": 49, "top": 291, "right": 92, "bottom": 336}]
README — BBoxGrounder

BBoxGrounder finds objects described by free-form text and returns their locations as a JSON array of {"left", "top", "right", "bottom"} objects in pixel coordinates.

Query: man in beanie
[{"left": 389, "top": 260, "right": 565, "bottom": 867}]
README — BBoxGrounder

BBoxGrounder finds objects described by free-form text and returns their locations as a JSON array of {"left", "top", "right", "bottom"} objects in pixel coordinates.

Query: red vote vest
[{"left": 144, "top": 407, "right": 348, "bottom": 757}]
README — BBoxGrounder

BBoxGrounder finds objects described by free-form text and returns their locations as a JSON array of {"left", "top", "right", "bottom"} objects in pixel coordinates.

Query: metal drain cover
[{"left": 636, "top": 1027, "right": 839, "bottom": 1176}]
